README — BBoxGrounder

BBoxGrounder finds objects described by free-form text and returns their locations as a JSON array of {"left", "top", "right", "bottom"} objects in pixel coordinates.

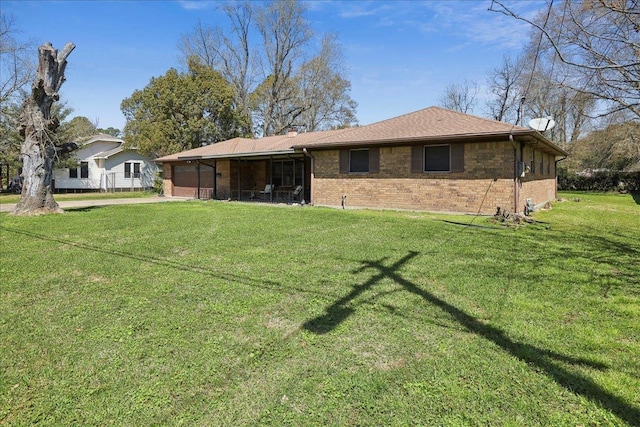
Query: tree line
[
  {"left": 121, "top": 0, "right": 357, "bottom": 157},
  {"left": 438, "top": 0, "right": 639, "bottom": 173}
]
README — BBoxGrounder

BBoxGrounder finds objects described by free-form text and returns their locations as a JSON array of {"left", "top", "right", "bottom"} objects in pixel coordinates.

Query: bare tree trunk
[{"left": 12, "top": 41, "right": 74, "bottom": 216}]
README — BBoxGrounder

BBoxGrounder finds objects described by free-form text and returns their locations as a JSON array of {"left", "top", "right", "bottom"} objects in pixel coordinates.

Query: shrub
[{"left": 558, "top": 168, "right": 640, "bottom": 192}]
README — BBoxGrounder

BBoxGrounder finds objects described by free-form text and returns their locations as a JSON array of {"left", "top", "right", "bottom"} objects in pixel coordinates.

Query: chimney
[{"left": 287, "top": 129, "right": 298, "bottom": 137}]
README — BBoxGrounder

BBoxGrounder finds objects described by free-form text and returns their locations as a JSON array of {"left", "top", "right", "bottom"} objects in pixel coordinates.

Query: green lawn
[{"left": 1, "top": 192, "right": 638, "bottom": 426}]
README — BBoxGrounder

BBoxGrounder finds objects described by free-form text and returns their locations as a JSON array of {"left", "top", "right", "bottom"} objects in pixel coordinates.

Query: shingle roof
[
  {"left": 154, "top": 106, "right": 567, "bottom": 162},
  {"left": 154, "top": 129, "right": 351, "bottom": 162},
  {"left": 295, "top": 106, "right": 532, "bottom": 147},
  {"left": 93, "top": 146, "right": 125, "bottom": 159}
]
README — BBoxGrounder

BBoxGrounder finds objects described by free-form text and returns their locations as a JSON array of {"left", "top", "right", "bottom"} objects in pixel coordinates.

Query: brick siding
[{"left": 311, "top": 141, "right": 556, "bottom": 214}]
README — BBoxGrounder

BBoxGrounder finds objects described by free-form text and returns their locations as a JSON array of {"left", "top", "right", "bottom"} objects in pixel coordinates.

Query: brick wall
[{"left": 311, "top": 141, "right": 556, "bottom": 214}]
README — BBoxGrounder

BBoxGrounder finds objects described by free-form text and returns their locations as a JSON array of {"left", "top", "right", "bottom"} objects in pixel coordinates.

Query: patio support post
[
  {"left": 269, "top": 156, "right": 273, "bottom": 202},
  {"left": 237, "top": 159, "right": 241, "bottom": 201},
  {"left": 196, "top": 160, "right": 201, "bottom": 199},
  {"left": 301, "top": 158, "right": 305, "bottom": 204}
]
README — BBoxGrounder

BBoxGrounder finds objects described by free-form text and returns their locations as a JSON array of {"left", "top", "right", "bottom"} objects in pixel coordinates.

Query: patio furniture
[
  {"left": 289, "top": 185, "right": 303, "bottom": 203},
  {"left": 260, "top": 184, "right": 274, "bottom": 200}
]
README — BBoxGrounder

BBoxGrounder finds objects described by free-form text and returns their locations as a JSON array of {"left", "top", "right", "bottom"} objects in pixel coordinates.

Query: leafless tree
[
  {"left": 179, "top": 0, "right": 357, "bottom": 137},
  {"left": 1, "top": 13, "right": 35, "bottom": 161},
  {"left": 490, "top": 0, "right": 640, "bottom": 120},
  {"left": 485, "top": 54, "right": 524, "bottom": 123},
  {"left": 253, "top": 0, "right": 312, "bottom": 135},
  {"left": 0, "top": 13, "right": 34, "bottom": 106},
  {"left": 438, "top": 79, "right": 479, "bottom": 114}
]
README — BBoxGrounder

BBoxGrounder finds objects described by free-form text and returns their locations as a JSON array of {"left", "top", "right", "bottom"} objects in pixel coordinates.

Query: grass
[
  {"left": 0, "top": 190, "right": 156, "bottom": 205},
  {"left": 1, "top": 191, "right": 638, "bottom": 426}
]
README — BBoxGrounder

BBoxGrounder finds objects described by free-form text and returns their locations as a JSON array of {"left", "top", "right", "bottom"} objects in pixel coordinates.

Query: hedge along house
[{"left": 154, "top": 107, "right": 567, "bottom": 215}]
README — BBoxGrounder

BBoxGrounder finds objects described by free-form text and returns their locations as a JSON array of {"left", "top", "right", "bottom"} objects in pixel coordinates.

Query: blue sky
[{"left": 3, "top": 0, "right": 545, "bottom": 131}]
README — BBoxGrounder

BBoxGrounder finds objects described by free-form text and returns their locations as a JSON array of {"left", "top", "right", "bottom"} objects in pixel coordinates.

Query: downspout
[
  {"left": 510, "top": 134, "right": 519, "bottom": 214},
  {"left": 303, "top": 148, "right": 315, "bottom": 205},
  {"left": 554, "top": 155, "right": 567, "bottom": 200}
]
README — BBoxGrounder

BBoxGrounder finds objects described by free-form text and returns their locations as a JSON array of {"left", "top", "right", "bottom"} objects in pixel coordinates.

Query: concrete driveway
[{"left": 0, "top": 196, "right": 191, "bottom": 213}]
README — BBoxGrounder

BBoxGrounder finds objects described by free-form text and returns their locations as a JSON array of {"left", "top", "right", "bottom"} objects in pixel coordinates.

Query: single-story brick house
[{"left": 154, "top": 107, "right": 567, "bottom": 214}]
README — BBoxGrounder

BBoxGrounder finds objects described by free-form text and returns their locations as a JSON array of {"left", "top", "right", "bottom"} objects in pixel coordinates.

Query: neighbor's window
[
  {"left": 124, "top": 162, "right": 131, "bottom": 178},
  {"left": 424, "top": 145, "right": 450, "bottom": 172},
  {"left": 69, "top": 166, "right": 78, "bottom": 179},
  {"left": 350, "top": 149, "right": 369, "bottom": 173},
  {"left": 80, "top": 162, "right": 89, "bottom": 179},
  {"left": 133, "top": 162, "right": 141, "bottom": 178}
]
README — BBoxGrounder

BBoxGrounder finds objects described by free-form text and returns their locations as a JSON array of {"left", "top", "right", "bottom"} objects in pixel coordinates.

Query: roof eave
[{"left": 174, "top": 148, "right": 296, "bottom": 161}]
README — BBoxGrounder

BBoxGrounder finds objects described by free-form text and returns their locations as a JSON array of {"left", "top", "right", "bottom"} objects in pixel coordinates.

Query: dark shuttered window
[
  {"left": 350, "top": 149, "right": 369, "bottom": 172},
  {"left": 340, "top": 147, "right": 379, "bottom": 174},
  {"left": 424, "top": 145, "right": 450, "bottom": 172},
  {"left": 413, "top": 144, "right": 464, "bottom": 173}
]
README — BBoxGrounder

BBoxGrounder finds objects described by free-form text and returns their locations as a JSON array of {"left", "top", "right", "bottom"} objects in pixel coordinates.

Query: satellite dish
[{"left": 528, "top": 117, "right": 556, "bottom": 132}]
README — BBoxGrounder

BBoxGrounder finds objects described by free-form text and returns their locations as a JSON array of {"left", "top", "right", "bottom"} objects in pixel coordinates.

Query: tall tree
[
  {"left": 121, "top": 58, "right": 247, "bottom": 158},
  {"left": 294, "top": 33, "right": 357, "bottom": 131},
  {"left": 253, "top": 0, "right": 312, "bottom": 135},
  {"left": 179, "top": 2, "right": 256, "bottom": 132},
  {"left": 179, "top": 0, "right": 357, "bottom": 137},
  {"left": 485, "top": 54, "right": 523, "bottom": 123},
  {"left": 490, "top": 0, "right": 640, "bottom": 120},
  {"left": 13, "top": 42, "right": 75, "bottom": 216}
]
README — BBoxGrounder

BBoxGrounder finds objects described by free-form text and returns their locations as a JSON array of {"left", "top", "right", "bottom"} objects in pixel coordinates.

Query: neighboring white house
[{"left": 53, "top": 134, "right": 158, "bottom": 192}]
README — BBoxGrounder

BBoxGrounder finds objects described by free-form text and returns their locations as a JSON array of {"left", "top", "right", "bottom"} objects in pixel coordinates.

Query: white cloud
[{"left": 177, "top": 0, "right": 216, "bottom": 11}]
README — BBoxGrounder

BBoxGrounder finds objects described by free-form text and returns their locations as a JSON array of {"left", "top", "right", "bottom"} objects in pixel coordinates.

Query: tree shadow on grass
[{"left": 303, "top": 251, "right": 640, "bottom": 426}]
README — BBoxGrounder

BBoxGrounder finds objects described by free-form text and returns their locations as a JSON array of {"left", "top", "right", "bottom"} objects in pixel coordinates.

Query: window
[
  {"left": 424, "top": 145, "right": 450, "bottom": 172},
  {"left": 69, "top": 167, "right": 78, "bottom": 179},
  {"left": 339, "top": 148, "right": 379, "bottom": 174},
  {"left": 350, "top": 149, "right": 369, "bottom": 173},
  {"left": 124, "top": 162, "right": 140, "bottom": 178},
  {"left": 412, "top": 144, "right": 464, "bottom": 173},
  {"left": 80, "top": 162, "right": 89, "bottom": 179}
]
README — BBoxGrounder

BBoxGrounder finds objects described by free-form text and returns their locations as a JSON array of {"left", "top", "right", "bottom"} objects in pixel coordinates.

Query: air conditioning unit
[{"left": 524, "top": 198, "right": 535, "bottom": 215}]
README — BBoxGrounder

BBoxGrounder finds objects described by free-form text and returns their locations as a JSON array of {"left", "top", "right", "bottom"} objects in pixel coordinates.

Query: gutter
[{"left": 177, "top": 149, "right": 296, "bottom": 161}]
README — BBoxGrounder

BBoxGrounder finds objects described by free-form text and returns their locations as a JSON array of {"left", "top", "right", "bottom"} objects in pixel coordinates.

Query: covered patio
[
  {"left": 166, "top": 153, "right": 310, "bottom": 204},
  {"left": 227, "top": 154, "right": 311, "bottom": 204}
]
